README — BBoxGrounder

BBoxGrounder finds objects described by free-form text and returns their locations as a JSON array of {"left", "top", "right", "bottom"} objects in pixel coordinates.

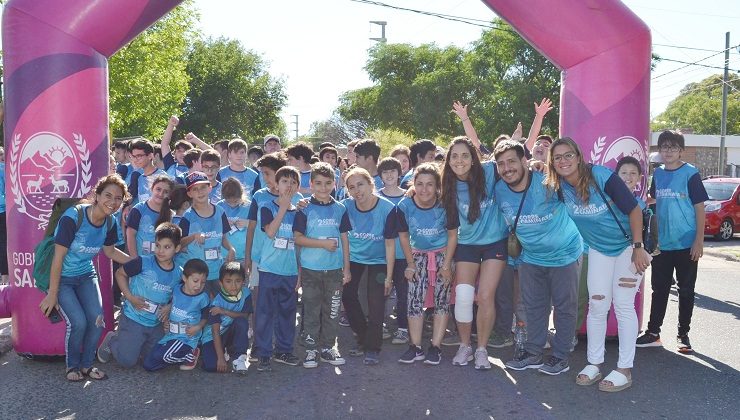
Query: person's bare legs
[{"left": 475, "top": 259, "right": 506, "bottom": 349}]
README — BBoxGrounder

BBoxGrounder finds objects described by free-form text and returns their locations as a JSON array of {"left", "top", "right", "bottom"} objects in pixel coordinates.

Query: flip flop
[
  {"left": 599, "top": 370, "right": 632, "bottom": 392},
  {"left": 576, "top": 364, "right": 602, "bottom": 386},
  {"left": 81, "top": 367, "right": 108, "bottom": 381},
  {"left": 66, "top": 368, "right": 84, "bottom": 382}
]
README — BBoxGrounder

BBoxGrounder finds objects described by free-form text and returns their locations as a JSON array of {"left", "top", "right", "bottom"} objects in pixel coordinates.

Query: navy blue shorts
[{"left": 454, "top": 238, "right": 507, "bottom": 263}]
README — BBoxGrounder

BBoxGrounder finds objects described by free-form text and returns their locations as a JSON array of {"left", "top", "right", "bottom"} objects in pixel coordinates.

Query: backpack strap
[{"left": 74, "top": 205, "right": 84, "bottom": 232}]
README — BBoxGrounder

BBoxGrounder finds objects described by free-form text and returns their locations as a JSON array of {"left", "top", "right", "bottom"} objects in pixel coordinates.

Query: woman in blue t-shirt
[
  {"left": 341, "top": 167, "right": 397, "bottom": 365},
  {"left": 39, "top": 174, "right": 132, "bottom": 382},
  {"left": 440, "top": 137, "right": 509, "bottom": 370},
  {"left": 545, "top": 138, "right": 651, "bottom": 392}
]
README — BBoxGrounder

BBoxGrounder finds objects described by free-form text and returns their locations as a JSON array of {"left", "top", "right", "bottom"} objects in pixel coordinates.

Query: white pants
[{"left": 586, "top": 247, "right": 642, "bottom": 369}]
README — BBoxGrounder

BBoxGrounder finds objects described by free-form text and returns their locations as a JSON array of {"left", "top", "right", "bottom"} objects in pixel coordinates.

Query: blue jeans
[{"left": 57, "top": 271, "right": 104, "bottom": 370}]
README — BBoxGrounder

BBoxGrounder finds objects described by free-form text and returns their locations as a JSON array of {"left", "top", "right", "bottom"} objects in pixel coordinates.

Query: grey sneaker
[
  {"left": 505, "top": 351, "right": 544, "bottom": 371},
  {"left": 96, "top": 330, "right": 114, "bottom": 364},
  {"left": 392, "top": 328, "right": 409, "bottom": 344},
  {"left": 487, "top": 332, "right": 514, "bottom": 348},
  {"left": 257, "top": 357, "right": 272, "bottom": 372},
  {"left": 303, "top": 350, "right": 319, "bottom": 369},
  {"left": 382, "top": 325, "right": 392, "bottom": 340},
  {"left": 474, "top": 348, "right": 492, "bottom": 370},
  {"left": 364, "top": 351, "right": 380, "bottom": 365},
  {"left": 441, "top": 332, "right": 461, "bottom": 347},
  {"left": 348, "top": 346, "right": 364, "bottom": 357},
  {"left": 538, "top": 356, "right": 570, "bottom": 375},
  {"left": 452, "top": 344, "right": 474, "bottom": 366}
]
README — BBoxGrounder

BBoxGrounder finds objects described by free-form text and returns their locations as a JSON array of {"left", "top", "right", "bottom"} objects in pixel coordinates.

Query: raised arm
[
  {"left": 160, "top": 115, "right": 179, "bottom": 158},
  {"left": 452, "top": 101, "right": 482, "bottom": 150},
  {"left": 524, "top": 98, "right": 553, "bottom": 151}
]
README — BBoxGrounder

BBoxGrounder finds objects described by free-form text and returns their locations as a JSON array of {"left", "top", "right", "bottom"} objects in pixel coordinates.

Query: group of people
[{"left": 35, "top": 101, "right": 707, "bottom": 394}]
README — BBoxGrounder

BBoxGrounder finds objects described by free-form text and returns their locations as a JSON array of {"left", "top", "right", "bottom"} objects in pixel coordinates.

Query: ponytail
[{"left": 154, "top": 196, "right": 174, "bottom": 228}]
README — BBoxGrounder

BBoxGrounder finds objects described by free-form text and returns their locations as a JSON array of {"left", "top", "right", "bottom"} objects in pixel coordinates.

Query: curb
[
  {"left": 704, "top": 248, "right": 740, "bottom": 262},
  {"left": 0, "top": 321, "right": 12, "bottom": 358}
]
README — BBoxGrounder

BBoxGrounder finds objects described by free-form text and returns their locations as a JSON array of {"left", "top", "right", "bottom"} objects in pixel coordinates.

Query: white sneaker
[
  {"left": 474, "top": 348, "right": 491, "bottom": 370},
  {"left": 232, "top": 354, "right": 249, "bottom": 374},
  {"left": 452, "top": 344, "right": 474, "bottom": 366}
]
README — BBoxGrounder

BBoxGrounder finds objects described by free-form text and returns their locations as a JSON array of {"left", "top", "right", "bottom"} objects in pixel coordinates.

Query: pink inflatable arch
[
  {"left": 0, "top": 0, "right": 650, "bottom": 354},
  {"left": 0, "top": 0, "right": 184, "bottom": 355}
]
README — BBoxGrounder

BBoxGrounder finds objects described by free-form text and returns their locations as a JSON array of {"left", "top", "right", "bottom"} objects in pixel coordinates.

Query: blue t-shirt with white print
[
  {"left": 217, "top": 199, "right": 250, "bottom": 262},
  {"left": 342, "top": 196, "right": 398, "bottom": 265},
  {"left": 209, "top": 181, "right": 222, "bottom": 205},
  {"left": 456, "top": 160, "right": 508, "bottom": 245},
  {"left": 122, "top": 255, "right": 183, "bottom": 327},
  {"left": 201, "top": 286, "right": 253, "bottom": 345},
  {"left": 560, "top": 165, "right": 638, "bottom": 257},
  {"left": 650, "top": 163, "right": 708, "bottom": 251},
  {"left": 158, "top": 285, "right": 210, "bottom": 348},
  {"left": 128, "top": 168, "right": 169, "bottom": 205},
  {"left": 126, "top": 201, "right": 161, "bottom": 256},
  {"left": 378, "top": 190, "right": 406, "bottom": 259},
  {"left": 217, "top": 166, "right": 260, "bottom": 201},
  {"left": 178, "top": 205, "right": 231, "bottom": 281},
  {"left": 293, "top": 197, "right": 352, "bottom": 271},
  {"left": 54, "top": 204, "right": 118, "bottom": 277},
  {"left": 396, "top": 197, "right": 459, "bottom": 251},
  {"left": 299, "top": 170, "right": 312, "bottom": 192},
  {"left": 495, "top": 171, "right": 583, "bottom": 267},
  {"left": 247, "top": 188, "right": 303, "bottom": 263},
  {"left": 259, "top": 200, "right": 299, "bottom": 276}
]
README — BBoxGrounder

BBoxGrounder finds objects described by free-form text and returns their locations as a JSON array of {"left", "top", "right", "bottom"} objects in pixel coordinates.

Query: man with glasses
[
  {"left": 128, "top": 139, "right": 169, "bottom": 205},
  {"left": 200, "top": 149, "right": 224, "bottom": 204}
]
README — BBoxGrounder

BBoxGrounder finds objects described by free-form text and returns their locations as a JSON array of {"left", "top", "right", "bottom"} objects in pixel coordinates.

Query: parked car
[{"left": 703, "top": 177, "right": 740, "bottom": 240}]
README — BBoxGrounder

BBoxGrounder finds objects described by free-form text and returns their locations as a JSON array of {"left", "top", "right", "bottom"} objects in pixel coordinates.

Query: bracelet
[
  {"left": 461, "top": 117, "right": 470, "bottom": 122},
  {"left": 441, "top": 266, "right": 450, "bottom": 271},
  {"left": 404, "top": 267, "right": 416, "bottom": 273}
]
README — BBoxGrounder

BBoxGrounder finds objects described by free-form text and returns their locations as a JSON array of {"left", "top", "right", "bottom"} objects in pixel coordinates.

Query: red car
[{"left": 703, "top": 177, "right": 740, "bottom": 240}]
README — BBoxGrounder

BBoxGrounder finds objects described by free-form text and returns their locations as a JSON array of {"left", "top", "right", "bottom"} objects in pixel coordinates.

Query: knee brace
[{"left": 454, "top": 284, "right": 475, "bottom": 323}]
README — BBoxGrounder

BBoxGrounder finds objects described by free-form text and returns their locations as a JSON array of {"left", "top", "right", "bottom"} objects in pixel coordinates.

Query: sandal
[
  {"left": 576, "top": 364, "right": 602, "bottom": 386},
  {"left": 599, "top": 370, "right": 632, "bottom": 392},
  {"left": 81, "top": 367, "right": 108, "bottom": 381},
  {"left": 66, "top": 368, "right": 84, "bottom": 382}
]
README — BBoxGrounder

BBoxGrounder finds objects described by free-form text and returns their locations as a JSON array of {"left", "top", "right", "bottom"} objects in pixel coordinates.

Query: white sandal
[
  {"left": 576, "top": 364, "right": 602, "bottom": 386},
  {"left": 599, "top": 370, "right": 632, "bottom": 392}
]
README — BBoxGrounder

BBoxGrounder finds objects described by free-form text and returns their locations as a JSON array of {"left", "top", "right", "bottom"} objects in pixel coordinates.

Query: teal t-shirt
[{"left": 456, "top": 160, "right": 508, "bottom": 245}]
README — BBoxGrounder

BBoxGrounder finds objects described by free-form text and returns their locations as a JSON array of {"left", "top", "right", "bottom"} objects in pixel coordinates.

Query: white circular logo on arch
[{"left": 590, "top": 135, "right": 648, "bottom": 194}]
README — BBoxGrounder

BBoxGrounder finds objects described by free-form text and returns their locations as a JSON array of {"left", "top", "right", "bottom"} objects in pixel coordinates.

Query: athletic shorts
[{"left": 454, "top": 238, "right": 507, "bottom": 263}]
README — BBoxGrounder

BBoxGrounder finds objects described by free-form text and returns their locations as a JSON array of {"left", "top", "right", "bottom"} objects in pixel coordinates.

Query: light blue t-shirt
[
  {"left": 259, "top": 200, "right": 298, "bottom": 276},
  {"left": 200, "top": 286, "right": 252, "bottom": 344},
  {"left": 495, "top": 171, "right": 582, "bottom": 267},
  {"left": 343, "top": 196, "right": 398, "bottom": 265},
  {"left": 178, "top": 205, "right": 230, "bottom": 281},
  {"left": 209, "top": 181, "right": 223, "bottom": 205},
  {"left": 121, "top": 255, "right": 183, "bottom": 327},
  {"left": 396, "top": 197, "right": 458, "bottom": 251},
  {"left": 379, "top": 190, "right": 406, "bottom": 259},
  {"left": 159, "top": 285, "right": 210, "bottom": 348},
  {"left": 650, "top": 163, "right": 708, "bottom": 250},
  {"left": 54, "top": 205, "right": 118, "bottom": 277},
  {"left": 293, "top": 197, "right": 352, "bottom": 271},
  {"left": 217, "top": 166, "right": 260, "bottom": 201},
  {"left": 560, "top": 165, "right": 637, "bottom": 256},
  {"left": 217, "top": 199, "right": 250, "bottom": 262},
  {"left": 247, "top": 188, "right": 303, "bottom": 263},
  {"left": 456, "top": 160, "right": 508, "bottom": 245},
  {"left": 126, "top": 201, "right": 161, "bottom": 256},
  {"left": 166, "top": 163, "right": 188, "bottom": 179},
  {"left": 299, "top": 170, "right": 312, "bottom": 192},
  {"left": 0, "top": 163, "right": 6, "bottom": 213},
  {"left": 130, "top": 168, "right": 168, "bottom": 205}
]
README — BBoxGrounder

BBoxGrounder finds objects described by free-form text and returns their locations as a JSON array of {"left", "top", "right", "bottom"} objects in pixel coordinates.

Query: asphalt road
[{"left": 0, "top": 254, "right": 738, "bottom": 420}]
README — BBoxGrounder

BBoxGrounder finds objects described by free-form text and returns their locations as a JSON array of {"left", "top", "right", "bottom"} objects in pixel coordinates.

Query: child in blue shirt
[
  {"left": 97, "top": 223, "right": 183, "bottom": 368},
  {"left": 159, "top": 116, "right": 191, "bottom": 178},
  {"left": 200, "top": 149, "right": 223, "bottom": 204},
  {"left": 126, "top": 175, "right": 175, "bottom": 258},
  {"left": 254, "top": 166, "right": 302, "bottom": 371},
  {"left": 217, "top": 139, "right": 261, "bottom": 202},
  {"left": 127, "top": 139, "right": 169, "bottom": 205},
  {"left": 201, "top": 262, "right": 253, "bottom": 373},
  {"left": 178, "top": 172, "right": 235, "bottom": 297},
  {"left": 293, "top": 163, "right": 352, "bottom": 368},
  {"left": 143, "top": 258, "right": 210, "bottom": 371},
  {"left": 637, "top": 130, "right": 708, "bottom": 353},
  {"left": 217, "top": 178, "right": 250, "bottom": 264}
]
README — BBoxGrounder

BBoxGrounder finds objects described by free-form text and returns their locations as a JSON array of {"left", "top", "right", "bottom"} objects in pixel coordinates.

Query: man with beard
[{"left": 493, "top": 140, "right": 582, "bottom": 376}]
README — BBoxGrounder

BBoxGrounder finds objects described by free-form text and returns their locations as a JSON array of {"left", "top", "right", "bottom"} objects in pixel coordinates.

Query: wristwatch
[{"left": 632, "top": 242, "right": 643, "bottom": 249}]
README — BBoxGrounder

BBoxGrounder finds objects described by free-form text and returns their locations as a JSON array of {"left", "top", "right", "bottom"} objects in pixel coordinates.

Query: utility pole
[
  {"left": 719, "top": 31, "right": 730, "bottom": 175},
  {"left": 291, "top": 114, "right": 299, "bottom": 140},
  {"left": 369, "top": 21, "right": 387, "bottom": 43}
]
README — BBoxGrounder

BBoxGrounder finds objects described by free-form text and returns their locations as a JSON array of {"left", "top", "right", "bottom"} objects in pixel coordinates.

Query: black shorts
[{"left": 454, "top": 238, "right": 507, "bottom": 263}]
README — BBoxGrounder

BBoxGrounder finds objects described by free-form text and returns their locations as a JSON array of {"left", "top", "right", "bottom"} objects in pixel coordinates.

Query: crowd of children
[{"left": 40, "top": 104, "right": 706, "bottom": 392}]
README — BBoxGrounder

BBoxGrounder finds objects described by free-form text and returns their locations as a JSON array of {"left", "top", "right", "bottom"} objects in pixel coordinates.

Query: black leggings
[{"left": 343, "top": 262, "right": 386, "bottom": 352}]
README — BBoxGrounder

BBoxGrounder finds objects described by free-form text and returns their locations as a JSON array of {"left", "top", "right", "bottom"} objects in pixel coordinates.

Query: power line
[
  {"left": 658, "top": 58, "right": 740, "bottom": 73},
  {"left": 652, "top": 43, "right": 740, "bottom": 80},
  {"left": 653, "top": 43, "right": 722, "bottom": 53}
]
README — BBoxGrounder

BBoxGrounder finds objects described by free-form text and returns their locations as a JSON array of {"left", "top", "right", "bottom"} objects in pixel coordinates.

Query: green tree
[
  {"left": 652, "top": 74, "right": 740, "bottom": 135},
  {"left": 108, "top": 2, "right": 197, "bottom": 140},
  {"left": 179, "top": 37, "right": 287, "bottom": 143},
  {"left": 307, "top": 114, "right": 368, "bottom": 146}
]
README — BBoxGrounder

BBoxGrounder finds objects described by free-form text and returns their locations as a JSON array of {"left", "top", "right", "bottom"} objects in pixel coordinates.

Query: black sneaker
[
  {"left": 320, "top": 348, "right": 346, "bottom": 366},
  {"left": 303, "top": 350, "right": 319, "bottom": 369},
  {"left": 398, "top": 345, "right": 425, "bottom": 364},
  {"left": 257, "top": 357, "right": 272, "bottom": 372},
  {"left": 636, "top": 332, "right": 662, "bottom": 348},
  {"left": 339, "top": 312, "right": 350, "bottom": 327},
  {"left": 348, "top": 346, "right": 364, "bottom": 357},
  {"left": 677, "top": 335, "right": 693, "bottom": 353},
  {"left": 538, "top": 356, "right": 570, "bottom": 375},
  {"left": 424, "top": 346, "right": 442, "bottom": 365},
  {"left": 274, "top": 352, "right": 300, "bottom": 366},
  {"left": 505, "top": 351, "right": 543, "bottom": 371}
]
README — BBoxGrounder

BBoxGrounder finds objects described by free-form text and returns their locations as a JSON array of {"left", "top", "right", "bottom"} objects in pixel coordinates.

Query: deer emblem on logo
[
  {"left": 51, "top": 175, "right": 69, "bottom": 193},
  {"left": 25, "top": 174, "right": 44, "bottom": 194}
]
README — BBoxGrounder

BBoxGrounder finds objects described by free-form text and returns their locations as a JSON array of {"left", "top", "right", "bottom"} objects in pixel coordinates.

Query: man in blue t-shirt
[
  {"left": 637, "top": 131, "right": 708, "bottom": 353},
  {"left": 127, "top": 139, "right": 169, "bottom": 205},
  {"left": 493, "top": 140, "right": 582, "bottom": 375},
  {"left": 217, "top": 139, "right": 261, "bottom": 202}
]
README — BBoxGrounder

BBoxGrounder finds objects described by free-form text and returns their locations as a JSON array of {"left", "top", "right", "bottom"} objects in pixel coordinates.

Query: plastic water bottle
[{"left": 514, "top": 321, "right": 527, "bottom": 358}]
